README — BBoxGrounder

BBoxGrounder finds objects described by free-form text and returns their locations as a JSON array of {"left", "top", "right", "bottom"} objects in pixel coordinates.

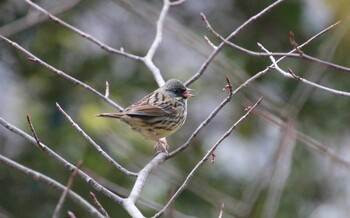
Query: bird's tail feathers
[{"left": 96, "top": 113, "right": 123, "bottom": 119}]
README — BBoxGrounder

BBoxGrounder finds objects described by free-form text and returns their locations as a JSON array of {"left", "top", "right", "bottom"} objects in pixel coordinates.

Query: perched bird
[{"left": 97, "top": 79, "right": 194, "bottom": 152}]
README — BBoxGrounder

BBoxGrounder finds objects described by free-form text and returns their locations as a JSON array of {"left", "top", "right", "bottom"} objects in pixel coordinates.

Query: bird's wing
[{"left": 126, "top": 104, "right": 175, "bottom": 117}]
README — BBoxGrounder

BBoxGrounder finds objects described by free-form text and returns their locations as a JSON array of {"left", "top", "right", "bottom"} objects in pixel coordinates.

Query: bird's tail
[{"left": 96, "top": 113, "right": 123, "bottom": 119}]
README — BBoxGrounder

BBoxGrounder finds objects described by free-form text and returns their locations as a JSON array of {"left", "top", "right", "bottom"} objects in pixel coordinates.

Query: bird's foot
[{"left": 154, "top": 138, "right": 169, "bottom": 154}]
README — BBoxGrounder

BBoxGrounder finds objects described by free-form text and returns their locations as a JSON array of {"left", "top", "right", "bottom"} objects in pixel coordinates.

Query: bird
[{"left": 97, "top": 79, "right": 194, "bottom": 153}]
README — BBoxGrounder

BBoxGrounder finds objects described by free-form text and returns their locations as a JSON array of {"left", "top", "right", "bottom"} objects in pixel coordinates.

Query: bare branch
[
  {"left": 21, "top": 0, "right": 169, "bottom": 88},
  {"left": 67, "top": 211, "right": 76, "bottom": 218},
  {"left": 145, "top": 0, "right": 169, "bottom": 60},
  {"left": 218, "top": 202, "right": 225, "bottom": 218},
  {"left": 204, "top": 35, "right": 218, "bottom": 49},
  {"left": 154, "top": 97, "right": 263, "bottom": 218},
  {"left": 258, "top": 43, "right": 350, "bottom": 97},
  {"left": 105, "top": 81, "right": 110, "bottom": 98},
  {"left": 90, "top": 192, "right": 110, "bottom": 218},
  {"left": 55, "top": 103, "right": 137, "bottom": 176},
  {"left": 168, "top": 76, "right": 233, "bottom": 158},
  {"left": 0, "top": 35, "right": 123, "bottom": 111},
  {"left": 143, "top": 0, "right": 171, "bottom": 86},
  {"left": 210, "top": 22, "right": 350, "bottom": 118},
  {"left": 289, "top": 31, "right": 304, "bottom": 56},
  {"left": 0, "top": 154, "right": 104, "bottom": 218},
  {"left": 0, "top": 117, "right": 124, "bottom": 204},
  {"left": 0, "top": 0, "right": 80, "bottom": 37},
  {"left": 169, "top": 0, "right": 186, "bottom": 6},
  {"left": 128, "top": 153, "right": 167, "bottom": 203},
  {"left": 123, "top": 202, "right": 145, "bottom": 218},
  {"left": 186, "top": 0, "right": 286, "bottom": 86},
  {"left": 85, "top": 168, "right": 194, "bottom": 218},
  {"left": 26, "top": 115, "right": 44, "bottom": 150},
  {"left": 25, "top": 0, "right": 143, "bottom": 61},
  {"left": 201, "top": 14, "right": 349, "bottom": 73},
  {"left": 53, "top": 161, "right": 83, "bottom": 218}
]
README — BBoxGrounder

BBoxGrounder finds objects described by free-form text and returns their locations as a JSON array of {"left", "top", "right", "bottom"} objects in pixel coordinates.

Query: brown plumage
[{"left": 97, "top": 79, "right": 193, "bottom": 152}]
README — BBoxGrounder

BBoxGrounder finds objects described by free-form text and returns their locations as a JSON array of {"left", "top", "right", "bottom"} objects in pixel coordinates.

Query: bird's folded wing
[{"left": 126, "top": 104, "right": 175, "bottom": 117}]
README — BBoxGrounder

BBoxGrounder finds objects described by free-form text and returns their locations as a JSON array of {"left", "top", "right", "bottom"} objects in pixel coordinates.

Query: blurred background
[{"left": 1, "top": 0, "right": 350, "bottom": 217}]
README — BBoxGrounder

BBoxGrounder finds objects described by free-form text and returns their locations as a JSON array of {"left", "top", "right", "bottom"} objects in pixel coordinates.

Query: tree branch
[
  {"left": 56, "top": 103, "right": 137, "bottom": 176},
  {"left": 201, "top": 13, "right": 349, "bottom": 73},
  {"left": 0, "top": 0, "right": 80, "bottom": 37},
  {"left": 53, "top": 160, "right": 83, "bottom": 218},
  {"left": 218, "top": 202, "right": 225, "bottom": 218},
  {"left": 122, "top": 153, "right": 168, "bottom": 218},
  {"left": 0, "top": 154, "right": 104, "bottom": 218},
  {"left": 90, "top": 192, "right": 110, "bottom": 218},
  {"left": 168, "top": 76, "right": 233, "bottom": 158},
  {"left": 24, "top": 0, "right": 170, "bottom": 87},
  {"left": 0, "top": 117, "right": 124, "bottom": 205},
  {"left": 26, "top": 115, "right": 44, "bottom": 150},
  {"left": 25, "top": 0, "right": 143, "bottom": 61},
  {"left": 185, "top": 0, "right": 286, "bottom": 86},
  {"left": 143, "top": 0, "right": 171, "bottom": 87},
  {"left": 0, "top": 35, "right": 123, "bottom": 111},
  {"left": 154, "top": 97, "right": 263, "bottom": 217},
  {"left": 258, "top": 43, "right": 350, "bottom": 97}
]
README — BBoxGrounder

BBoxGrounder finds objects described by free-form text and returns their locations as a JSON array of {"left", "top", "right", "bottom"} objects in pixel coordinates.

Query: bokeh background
[{"left": 1, "top": 0, "right": 350, "bottom": 217}]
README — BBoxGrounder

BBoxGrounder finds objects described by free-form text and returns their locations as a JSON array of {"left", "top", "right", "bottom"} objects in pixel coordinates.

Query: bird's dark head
[{"left": 162, "top": 79, "right": 194, "bottom": 100}]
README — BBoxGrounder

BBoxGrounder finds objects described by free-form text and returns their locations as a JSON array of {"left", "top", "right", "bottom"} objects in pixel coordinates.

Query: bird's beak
[{"left": 183, "top": 88, "right": 195, "bottom": 98}]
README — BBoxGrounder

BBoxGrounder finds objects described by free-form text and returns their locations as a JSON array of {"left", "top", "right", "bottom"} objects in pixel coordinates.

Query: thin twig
[
  {"left": 216, "top": 20, "right": 348, "bottom": 109},
  {"left": 0, "top": 117, "right": 124, "bottom": 204},
  {"left": 289, "top": 31, "right": 304, "bottom": 56},
  {"left": 218, "top": 202, "right": 225, "bottom": 218},
  {"left": 105, "top": 81, "right": 110, "bottom": 98},
  {"left": 53, "top": 161, "right": 83, "bottom": 218},
  {"left": 85, "top": 169, "right": 194, "bottom": 218},
  {"left": 169, "top": 0, "right": 186, "bottom": 6},
  {"left": 204, "top": 35, "right": 218, "bottom": 49},
  {"left": 67, "top": 211, "right": 76, "bottom": 218},
  {"left": 90, "top": 192, "right": 110, "bottom": 218},
  {"left": 0, "top": 154, "right": 104, "bottom": 218},
  {"left": 26, "top": 115, "right": 44, "bottom": 150},
  {"left": 0, "top": 35, "right": 123, "bottom": 111},
  {"left": 154, "top": 97, "right": 263, "bottom": 218},
  {"left": 143, "top": 0, "right": 171, "bottom": 86},
  {"left": 168, "top": 76, "right": 233, "bottom": 158},
  {"left": 186, "top": 0, "right": 286, "bottom": 86},
  {"left": 55, "top": 103, "right": 137, "bottom": 176},
  {"left": 24, "top": 0, "right": 166, "bottom": 87},
  {"left": 200, "top": 13, "right": 348, "bottom": 73},
  {"left": 0, "top": 0, "right": 80, "bottom": 37},
  {"left": 258, "top": 43, "right": 350, "bottom": 97},
  {"left": 25, "top": 0, "right": 142, "bottom": 61}
]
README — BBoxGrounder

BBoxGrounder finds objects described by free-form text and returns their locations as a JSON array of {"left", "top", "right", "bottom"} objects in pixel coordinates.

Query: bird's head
[{"left": 162, "top": 79, "right": 194, "bottom": 100}]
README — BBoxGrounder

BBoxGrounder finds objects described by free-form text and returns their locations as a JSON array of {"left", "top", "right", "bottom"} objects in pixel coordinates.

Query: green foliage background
[{"left": 1, "top": 0, "right": 350, "bottom": 217}]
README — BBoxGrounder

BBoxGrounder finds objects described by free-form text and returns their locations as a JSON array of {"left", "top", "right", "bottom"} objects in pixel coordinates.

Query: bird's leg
[
  {"left": 154, "top": 138, "right": 169, "bottom": 154},
  {"left": 153, "top": 135, "right": 169, "bottom": 154}
]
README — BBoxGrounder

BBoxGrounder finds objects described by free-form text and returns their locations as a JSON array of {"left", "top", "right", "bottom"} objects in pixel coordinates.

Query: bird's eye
[{"left": 174, "top": 88, "right": 184, "bottom": 95}]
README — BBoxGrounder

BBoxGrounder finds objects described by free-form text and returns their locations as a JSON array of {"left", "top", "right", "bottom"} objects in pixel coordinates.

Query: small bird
[{"left": 97, "top": 79, "right": 194, "bottom": 152}]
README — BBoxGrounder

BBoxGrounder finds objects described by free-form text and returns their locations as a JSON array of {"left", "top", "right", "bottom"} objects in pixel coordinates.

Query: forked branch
[{"left": 154, "top": 97, "right": 263, "bottom": 217}]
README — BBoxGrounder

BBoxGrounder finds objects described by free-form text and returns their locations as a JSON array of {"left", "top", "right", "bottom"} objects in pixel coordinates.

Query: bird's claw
[{"left": 154, "top": 138, "right": 169, "bottom": 154}]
